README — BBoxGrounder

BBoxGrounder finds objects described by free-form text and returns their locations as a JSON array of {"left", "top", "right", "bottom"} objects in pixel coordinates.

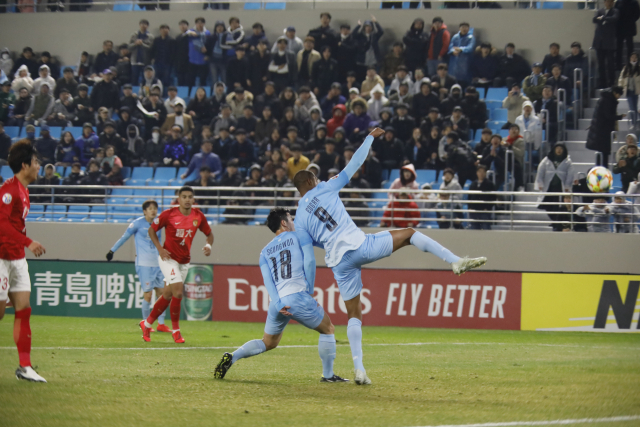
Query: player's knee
[{"left": 264, "top": 338, "right": 279, "bottom": 351}]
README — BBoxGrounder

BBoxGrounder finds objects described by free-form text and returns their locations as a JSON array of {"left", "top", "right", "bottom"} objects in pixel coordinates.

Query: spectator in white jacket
[
  {"left": 388, "top": 65, "right": 413, "bottom": 95},
  {"left": 32, "top": 64, "right": 56, "bottom": 96},
  {"left": 367, "top": 83, "right": 388, "bottom": 121},
  {"left": 535, "top": 143, "right": 574, "bottom": 231},
  {"left": 11, "top": 65, "right": 33, "bottom": 94},
  {"left": 271, "top": 26, "right": 303, "bottom": 56},
  {"left": 515, "top": 100, "right": 542, "bottom": 149}
]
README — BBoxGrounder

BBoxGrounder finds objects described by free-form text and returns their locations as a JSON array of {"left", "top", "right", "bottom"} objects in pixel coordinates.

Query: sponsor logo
[{"left": 2, "top": 193, "right": 12, "bottom": 204}]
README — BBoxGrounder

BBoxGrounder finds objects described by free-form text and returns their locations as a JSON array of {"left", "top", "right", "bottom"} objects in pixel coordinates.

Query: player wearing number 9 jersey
[
  {"left": 214, "top": 208, "right": 348, "bottom": 383},
  {"left": 293, "top": 128, "right": 487, "bottom": 385},
  {"left": 0, "top": 140, "right": 47, "bottom": 383}
]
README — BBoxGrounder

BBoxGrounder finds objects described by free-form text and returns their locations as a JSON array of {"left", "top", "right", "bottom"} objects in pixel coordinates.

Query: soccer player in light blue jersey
[
  {"left": 292, "top": 127, "right": 487, "bottom": 385},
  {"left": 214, "top": 208, "right": 348, "bottom": 383},
  {"left": 106, "top": 200, "right": 171, "bottom": 333}
]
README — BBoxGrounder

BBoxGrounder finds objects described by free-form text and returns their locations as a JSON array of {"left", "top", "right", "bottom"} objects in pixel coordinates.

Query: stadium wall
[{"left": 0, "top": 9, "right": 600, "bottom": 69}]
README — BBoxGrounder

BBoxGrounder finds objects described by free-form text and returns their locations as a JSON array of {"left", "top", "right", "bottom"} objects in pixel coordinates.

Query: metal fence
[{"left": 27, "top": 184, "right": 640, "bottom": 232}]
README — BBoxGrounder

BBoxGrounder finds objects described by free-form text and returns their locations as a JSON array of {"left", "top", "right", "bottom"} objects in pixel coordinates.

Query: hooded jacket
[
  {"left": 32, "top": 66, "right": 56, "bottom": 96},
  {"left": 123, "top": 124, "right": 145, "bottom": 166},
  {"left": 389, "top": 71, "right": 414, "bottom": 95},
  {"left": 402, "top": 19, "right": 429, "bottom": 71},
  {"left": 11, "top": 65, "right": 34, "bottom": 93},
  {"left": 342, "top": 100, "right": 372, "bottom": 138},
  {"left": 448, "top": 28, "right": 476, "bottom": 82},
  {"left": 381, "top": 196, "right": 421, "bottom": 228},
  {"left": 576, "top": 202, "right": 612, "bottom": 232},
  {"left": 388, "top": 163, "right": 419, "bottom": 200},
  {"left": 0, "top": 48, "right": 13, "bottom": 78},
  {"left": 326, "top": 104, "right": 346, "bottom": 137},
  {"left": 293, "top": 91, "right": 320, "bottom": 122},
  {"left": 353, "top": 21, "right": 384, "bottom": 65},
  {"left": 535, "top": 143, "right": 574, "bottom": 206},
  {"left": 586, "top": 89, "right": 622, "bottom": 155},
  {"left": 515, "top": 100, "right": 543, "bottom": 149},
  {"left": 502, "top": 91, "right": 530, "bottom": 124},
  {"left": 367, "top": 84, "right": 388, "bottom": 121}
]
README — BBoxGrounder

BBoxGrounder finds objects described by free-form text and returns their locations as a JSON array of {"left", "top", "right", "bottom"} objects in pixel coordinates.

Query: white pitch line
[
  {"left": 407, "top": 415, "right": 640, "bottom": 427},
  {"left": 0, "top": 342, "right": 638, "bottom": 351}
]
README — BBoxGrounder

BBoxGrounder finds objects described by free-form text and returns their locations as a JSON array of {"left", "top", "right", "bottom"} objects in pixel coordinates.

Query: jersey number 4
[
  {"left": 314, "top": 207, "right": 337, "bottom": 231},
  {"left": 269, "top": 250, "right": 291, "bottom": 282}
]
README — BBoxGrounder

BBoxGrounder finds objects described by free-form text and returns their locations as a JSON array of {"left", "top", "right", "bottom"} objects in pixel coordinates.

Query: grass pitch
[{"left": 0, "top": 316, "right": 639, "bottom": 427}]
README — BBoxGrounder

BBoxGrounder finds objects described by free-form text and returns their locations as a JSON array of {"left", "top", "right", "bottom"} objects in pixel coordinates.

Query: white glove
[{"left": 163, "top": 157, "right": 172, "bottom": 165}]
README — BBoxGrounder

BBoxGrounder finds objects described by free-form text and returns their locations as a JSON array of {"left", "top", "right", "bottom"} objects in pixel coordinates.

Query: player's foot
[
  {"left": 140, "top": 320, "right": 152, "bottom": 342},
  {"left": 320, "top": 374, "right": 349, "bottom": 383},
  {"left": 214, "top": 353, "right": 233, "bottom": 379},
  {"left": 354, "top": 369, "right": 372, "bottom": 385},
  {"left": 172, "top": 330, "right": 185, "bottom": 344},
  {"left": 16, "top": 366, "right": 47, "bottom": 383},
  {"left": 139, "top": 321, "right": 155, "bottom": 333},
  {"left": 452, "top": 256, "right": 487, "bottom": 276},
  {"left": 156, "top": 324, "right": 172, "bottom": 333}
]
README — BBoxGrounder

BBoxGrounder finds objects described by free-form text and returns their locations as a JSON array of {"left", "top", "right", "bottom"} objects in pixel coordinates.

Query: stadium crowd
[{"left": 0, "top": 9, "right": 639, "bottom": 231}]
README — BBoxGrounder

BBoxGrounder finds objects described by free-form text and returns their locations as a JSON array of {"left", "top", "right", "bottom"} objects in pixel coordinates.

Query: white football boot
[
  {"left": 452, "top": 256, "right": 487, "bottom": 276},
  {"left": 16, "top": 366, "right": 47, "bottom": 383},
  {"left": 354, "top": 369, "right": 372, "bottom": 385}
]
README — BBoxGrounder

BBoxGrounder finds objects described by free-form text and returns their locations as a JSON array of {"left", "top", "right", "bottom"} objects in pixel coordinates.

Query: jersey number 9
[{"left": 314, "top": 207, "right": 337, "bottom": 231}]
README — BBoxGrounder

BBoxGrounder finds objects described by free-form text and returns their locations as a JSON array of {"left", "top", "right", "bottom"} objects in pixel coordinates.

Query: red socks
[
  {"left": 146, "top": 296, "right": 171, "bottom": 325},
  {"left": 170, "top": 297, "right": 182, "bottom": 331},
  {"left": 14, "top": 308, "right": 32, "bottom": 368}
]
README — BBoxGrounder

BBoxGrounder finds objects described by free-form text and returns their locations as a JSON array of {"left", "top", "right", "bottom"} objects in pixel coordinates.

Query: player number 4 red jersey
[
  {"left": 0, "top": 177, "right": 33, "bottom": 260},
  {"left": 150, "top": 206, "right": 211, "bottom": 264}
]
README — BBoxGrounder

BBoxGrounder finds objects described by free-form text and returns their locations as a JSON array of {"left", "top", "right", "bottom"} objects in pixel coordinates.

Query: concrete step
[
  {"left": 567, "top": 129, "right": 588, "bottom": 141},
  {"left": 570, "top": 151, "right": 600, "bottom": 162},
  {"left": 589, "top": 98, "right": 630, "bottom": 113},
  {"left": 578, "top": 118, "right": 633, "bottom": 131},
  {"left": 584, "top": 107, "right": 595, "bottom": 117}
]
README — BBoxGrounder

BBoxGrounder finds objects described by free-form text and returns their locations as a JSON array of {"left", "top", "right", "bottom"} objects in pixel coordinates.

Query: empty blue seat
[
  {"left": 84, "top": 206, "right": 107, "bottom": 222},
  {"left": 44, "top": 205, "right": 67, "bottom": 221},
  {"left": 48, "top": 127, "right": 62, "bottom": 139},
  {"left": 244, "top": 2, "right": 262, "bottom": 9},
  {"left": 415, "top": 169, "right": 437, "bottom": 185},
  {"left": 0, "top": 166, "right": 13, "bottom": 181},
  {"left": 127, "top": 166, "right": 153, "bottom": 185},
  {"left": 65, "top": 205, "right": 90, "bottom": 221},
  {"left": 538, "top": 1, "right": 563, "bottom": 8},
  {"left": 121, "top": 166, "right": 132, "bottom": 179},
  {"left": 499, "top": 129, "right": 510, "bottom": 138},
  {"left": 131, "top": 86, "right": 140, "bottom": 95},
  {"left": 485, "top": 100, "right": 503, "bottom": 111},
  {"left": 264, "top": 1, "right": 285, "bottom": 9},
  {"left": 132, "top": 188, "right": 163, "bottom": 197},
  {"left": 55, "top": 166, "right": 65, "bottom": 176},
  {"left": 189, "top": 86, "right": 211, "bottom": 97},
  {"left": 67, "top": 127, "right": 84, "bottom": 139},
  {"left": 491, "top": 109, "right": 508, "bottom": 121},
  {"left": 474, "top": 130, "right": 483, "bottom": 142},
  {"left": 27, "top": 204, "right": 44, "bottom": 221},
  {"left": 177, "top": 86, "right": 190, "bottom": 100},
  {"left": 148, "top": 179, "right": 170, "bottom": 187},
  {"left": 388, "top": 169, "right": 400, "bottom": 183},
  {"left": 154, "top": 167, "right": 177, "bottom": 180},
  {"left": 112, "top": 1, "right": 133, "bottom": 10},
  {"left": 5, "top": 126, "right": 20, "bottom": 139},
  {"left": 486, "top": 88, "right": 509, "bottom": 101},
  {"left": 487, "top": 121, "right": 507, "bottom": 133}
]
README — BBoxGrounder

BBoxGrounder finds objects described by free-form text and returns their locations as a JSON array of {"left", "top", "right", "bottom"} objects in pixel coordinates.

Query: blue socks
[
  {"left": 318, "top": 334, "right": 336, "bottom": 379},
  {"left": 347, "top": 318, "right": 365, "bottom": 373},
  {"left": 141, "top": 300, "right": 151, "bottom": 321},
  {"left": 231, "top": 339, "right": 267, "bottom": 364},
  {"left": 410, "top": 232, "right": 460, "bottom": 264}
]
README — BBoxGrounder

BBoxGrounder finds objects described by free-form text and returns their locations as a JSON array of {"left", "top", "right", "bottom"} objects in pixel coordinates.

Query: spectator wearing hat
[
  {"left": 163, "top": 124, "right": 187, "bottom": 166},
  {"left": 311, "top": 47, "right": 339, "bottom": 99},
  {"left": 254, "top": 82, "right": 282, "bottom": 120},
  {"left": 360, "top": 66, "right": 385, "bottom": 99},
  {"left": 269, "top": 37, "right": 298, "bottom": 94},
  {"left": 353, "top": 16, "right": 384, "bottom": 80},
  {"left": 72, "top": 84, "right": 93, "bottom": 126},
  {"left": 306, "top": 123, "right": 332, "bottom": 155},
  {"left": 297, "top": 37, "right": 321, "bottom": 88},
  {"left": 287, "top": 143, "right": 311, "bottom": 180},
  {"left": 34, "top": 125, "right": 58, "bottom": 165},
  {"left": 91, "top": 69, "right": 120, "bottom": 112},
  {"left": 470, "top": 42, "right": 499, "bottom": 96},
  {"left": 54, "top": 67, "right": 78, "bottom": 99},
  {"left": 460, "top": 85, "right": 487, "bottom": 132},
  {"left": 387, "top": 163, "right": 419, "bottom": 200},
  {"left": 0, "top": 49, "right": 11, "bottom": 82},
  {"left": 498, "top": 43, "right": 531, "bottom": 90},
  {"left": 388, "top": 65, "right": 413, "bottom": 96},
  {"left": 33, "top": 64, "right": 56, "bottom": 96},
  {"left": 523, "top": 63, "right": 547, "bottom": 103},
  {"left": 10, "top": 47, "right": 37, "bottom": 79},
  {"left": 342, "top": 99, "right": 371, "bottom": 139},
  {"left": 161, "top": 99, "right": 194, "bottom": 140},
  {"left": 403, "top": 19, "right": 429, "bottom": 74},
  {"left": 272, "top": 26, "right": 303, "bottom": 56},
  {"left": 237, "top": 105, "right": 259, "bottom": 139},
  {"left": 345, "top": 86, "right": 365, "bottom": 114},
  {"left": 225, "top": 87, "right": 254, "bottom": 119},
  {"left": 381, "top": 42, "right": 406, "bottom": 86},
  {"left": 99, "top": 120, "right": 125, "bottom": 153},
  {"left": 116, "top": 85, "right": 136, "bottom": 117},
  {"left": 440, "top": 84, "right": 463, "bottom": 117},
  {"left": 226, "top": 46, "right": 250, "bottom": 91},
  {"left": 26, "top": 83, "right": 54, "bottom": 126},
  {"left": 412, "top": 80, "right": 441, "bottom": 119},
  {"left": 116, "top": 107, "right": 141, "bottom": 140},
  {"left": 248, "top": 39, "right": 271, "bottom": 96},
  {"left": 447, "top": 23, "right": 475, "bottom": 85},
  {"left": 390, "top": 103, "right": 416, "bottom": 142},
  {"left": 139, "top": 88, "right": 167, "bottom": 139},
  {"left": 0, "top": 81, "right": 15, "bottom": 124},
  {"left": 326, "top": 104, "right": 346, "bottom": 137},
  {"left": 502, "top": 83, "right": 530, "bottom": 126},
  {"left": 367, "top": 84, "right": 388, "bottom": 122},
  {"left": 593, "top": 0, "right": 620, "bottom": 88},
  {"left": 427, "top": 17, "right": 451, "bottom": 76},
  {"left": 11, "top": 65, "right": 34, "bottom": 94},
  {"left": 128, "top": 19, "right": 154, "bottom": 86},
  {"left": 373, "top": 127, "right": 404, "bottom": 170},
  {"left": 150, "top": 24, "right": 174, "bottom": 89},
  {"left": 218, "top": 158, "right": 244, "bottom": 197},
  {"left": 92, "top": 41, "right": 119, "bottom": 78},
  {"left": 210, "top": 103, "right": 237, "bottom": 137},
  {"left": 75, "top": 123, "right": 100, "bottom": 166},
  {"left": 467, "top": 164, "right": 496, "bottom": 230},
  {"left": 47, "top": 88, "right": 75, "bottom": 127}
]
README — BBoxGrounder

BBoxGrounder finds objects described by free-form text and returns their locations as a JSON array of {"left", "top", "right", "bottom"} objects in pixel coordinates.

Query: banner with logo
[
  {"left": 521, "top": 273, "right": 640, "bottom": 333},
  {"left": 213, "top": 266, "right": 522, "bottom": 330}
]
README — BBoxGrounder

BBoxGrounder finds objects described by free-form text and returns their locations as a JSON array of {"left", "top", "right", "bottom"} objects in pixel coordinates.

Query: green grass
[{"left": 1, "top": 316, "right": 639, "bottom": 427}]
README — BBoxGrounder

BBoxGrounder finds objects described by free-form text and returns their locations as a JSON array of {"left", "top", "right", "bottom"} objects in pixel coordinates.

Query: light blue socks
[
  {"left": 347, "top": 318, "right": 365, "bottom": 372},
  {"left": 231, "top": 339, "right": 267, "bottom": 364},
  {"left": 141, "top": 300, "right": 151, "bottom": 321},
  {"left": 410, "top": 232, "right": 460, "bottom": 264},
  {"left": 318, "top": 334, "right": 336, "bottom": 379}
]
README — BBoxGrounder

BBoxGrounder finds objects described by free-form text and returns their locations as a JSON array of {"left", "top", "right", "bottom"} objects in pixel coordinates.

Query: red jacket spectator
[
  {"left": 428, "top": 21, "right": 450, "bottom": 61},
  {"left": 326, "top": 104, "right": 346, "bottom": 137},
  {"left": 381, "top": 194, "right": 421, "bottom": 228}
]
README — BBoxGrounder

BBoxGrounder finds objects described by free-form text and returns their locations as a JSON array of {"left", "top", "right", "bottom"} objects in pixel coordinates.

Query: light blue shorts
[
  {"left": 136, "top": 266, "right": 165, "bottom": 293},
  {"left": 264, "top": 291, "right": 325, "bottom": 335},
  {"left": 331, "top": 231, "right": 394, "bottom": 301}
]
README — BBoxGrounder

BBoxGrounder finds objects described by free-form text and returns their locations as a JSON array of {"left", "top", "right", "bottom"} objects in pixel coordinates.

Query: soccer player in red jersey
[
  {"left": 141, "top": 186, "right": 213, "bottom": 343},
  {"left": 0, "top": 140, "right": 47, "bottom": 382}
]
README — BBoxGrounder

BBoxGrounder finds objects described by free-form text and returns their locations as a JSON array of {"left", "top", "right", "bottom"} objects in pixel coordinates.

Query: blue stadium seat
[
  {"left": 491, "top": 109, "right": 509, "bottom": 121},
  {"left": 539, "top": 1, "right": 563, "bottom": 8},
  {"left": 27, "top": 204, "right": 44, "bottom": 221},
  {"left": 127, "top": 167, "right": 153, "bottom": 185},
  {"left": 121, "top": 166, "right": 131, "bottom": 179},
  {"left": 189, "top": 86, "right": 211, "bottom": 97},
  {"left": 148, "top": 180, "right": 170, "bottom": 187},
  {"left": 486, "top": 88, "right": 509, "bottom": 101},
  {"left": 109, "top": 205, "right": 135, "bottom": 222},
  {"left": 264, "top": 2, "right": 286, "bottom": 9},
  {"left": 132, "top": 188, "right": 163, "bottom": 197},
  {"left": 55, "top": 166, "right": 65, "bottom": 176},
  {"left": 177, "top": 86, "right": 190, "bottom": 100},
  {"left": 244, "top": 2, "right": 262, "bottom": 9},
  {"left": 474, "top": 130, "right": 483, "bottom": 142},
  {"left": 154, "top": 167, "right": 177, "bottom": 181},
  {"left": 67, "top": 127, "right": 84, "bottom": 139},
  {"left": 63, "top": 205, "right": 90, "bottom": 222},
  {"left": 48, "top": 127, "right": 62, "bottom": 139},
  {"left": 485, "top": 100, "right": 503, "bottom": 111},
  {"left": 4, "top": 126, "right": 20, "bottom": 139},
  {"left": 487, "top": 121, "right": 507, "bottom": 133},
  {"left": 83, "top": 206, "right": 107, "bottom": 222},
  {"left": 368, "top": 201, "right": 386, "bottom": 218},
  {"left": 612, "top": 173, "right": 622, "bottom": 191},
  {"left": 132, "top": 86, "right": 140, "bottom": 95},
  {"left": 112, "top": 1, "right": 133, "bottom": 10},
  {"left": 41, "top": 205, "right": 67, "bottom": 221},
  {"left": 499, "top": 129, "right": 510, "bottom": 138},
  {"left": 415, "top": 170, "right": 437, "bottom": 185},
  {"left": 388, "top": 169, "right": 400, "bottom": 184},
  {"left": 0, "top": 166, "right": 13, "bottom": 181}
]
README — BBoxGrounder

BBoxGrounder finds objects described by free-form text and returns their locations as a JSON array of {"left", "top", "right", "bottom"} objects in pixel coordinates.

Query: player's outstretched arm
[
  {"left": 148, "top": 226, "right": 170, "bottom": 261},
  {"left": 343, "top": 127, "right": 385, "bottom": 179},
  {"left": 296, "top": 230, "right": 317, "bottom": 295},
  {"left": 259, "top": 254, "right": 287, "bottom": 314},
  {"left": 108, "top": 222, "right": 137, "bottom": 260}
]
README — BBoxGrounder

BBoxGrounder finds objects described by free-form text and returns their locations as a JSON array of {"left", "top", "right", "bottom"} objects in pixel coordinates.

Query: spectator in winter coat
[
  {"left": 381, "top": 192, "right": 421, "bottom": 228},
  {"left": 470, "top": 43, "right": 499, "bottom": 95},
  {"left": 576, "top": 197, "right": 612, "bottom": 232},
  {"left": 412, "top": 81, "right": 440, "bottom": 119},
  {"left": 55, "top": 67, "right": 78, "bottom": 99},
  {"left": 225, "top": 88, "right": 254, "bottom": 120},
  {"left": 547, "top": 63, "right": 573, "bottom": 103},
  {"left": 381, "top": 42, "right": 406, "bottom": 85},
  {"left": 247, "top": 39, "right": 271, "bottom": 96},
  {"left": 163, "top": 125, "right": 187, "bottom": 166},
  {"left": 35, "top": 125, "right": 58, "bottom": 164},
  {"left": 373, "top": 126, "right": 405, "bottom": 170},
  {"left": 404, "top": 127, "right": 430, "bottom": 169},
  {"left": 618, "top": 52, "right": 640, "bottom": 122},
  {"left": 403, "top": 18, "right": 429, "bottom": 73},
  {"left": 611, "top": 191, "right": 640, "bottom": 232},
  {"left": 534, "top": 86, "right": 559, "bottom": 144},
  {"left": 444, "top": 107, "right": 470, "bottom": 141},
  {"left": 75, "top": 123, "right": 100, "bottom": 166},
  {"left": 342, "top": 99, "right": 371, "bottom": 139},
  {"left": 319, "top": 83, "right": 346, "bottom": 120},
  {"left": 367, "top": 84, "right": 388, "bottom": 121},
  {"left": 139, "top": 66, "right": 163, "bottom": 100},
  {"left": 420, "top": 108, "right": 443, "bottom": 137},
  {"left": 226, "top": 47, "right": 250, "bottom": 91},
  {"left": 390, "top": 103, "right": 416, "bottom": 143},
  {"left": 238, "top": 105, "right": 259, "bottom": 139},
  {"left": 614, "top": 144, "right": 640, "bottom": 191},
  {"left": 503, "top": 124, "right": 526, "bottom": 189},
  {"left": 255, "top": 106, "right": 279, "bottom": 142},
  {"left": 92, "top": 41, "right": 119, "bottom": 77},
  {"left": 32, "top": 65, "right": 56, "bottom": 96},
  {"left": 11, "top": 65, "right": 34, "bottom": 94},
  {"left": 307, "top": 12, "right": 340, "bottom": 53},
  {"left": 326, "top": 104, "right": 346, "bottom": 137},
  {"left": 229, "top": 129, "right": 256, "bottom": 167},
  {"left": 188, "top": 87, "right": 215, "bottom": 129},
  {"left": 460, "top": 86, "right": 487, "bottom": 131},
  {"left": 161, "top": 101, "right": 194, "bottom": 140},
  {"left": 467, "top": 164, "right": 497, "bottom": 230},
  {"left": 55, "top": 131, "right": 78, "bottom": 166},
  {"left": 440, "top": 83, "right": 463, "bottom": 117},
  {"left": 128, "top": 19, "right": 154, "bottom": 85},
  {"left": 115, "top": 44, "right": 132, "bottom": 86},
  {"left": 143, "top": 127, "right": 164, "bottom": 166},
  {"left": 0, "top": 49, "right": 13, "bottom": 80},
  {"left": 122, "top": 124, "right": 145, "bottom": 167},
  {"left": 586, "top": 86, "right": 624, "bottom": 166},
  {"left": 80, "top": 160, "right": 109, "bottom": 203},
  {"left": 296, "top": 37, "right": 321, "bottom": 88},
  {"left": 272, "top": 26, "right": 303, "bottom": 56},
  {"left": 387, "top": 82, "right": 414, "bottom": 110},
  {"left": 443, "top": 131, "right": 475, "bottom": 186},
  {"left": 616, "top": 0, "right": 640, "bottom": 70},
  {"left": 515, "top": 101, "right": 543, "bottom": 149},
  {"left": 311, "top": 139, "right": 339, "bottom": 181},
  {"left": 11, "top": 47, "right": 38, "bottom": 79},
  {"left": 427, "top": 17, "right": 450, "bottom": 76},
  {"left": 353, "top": 17, "right": 384, "bottom": 78},
  {"left": 541, "top": 43, "right": 566, "bottom": 76},
  {"left": 360, "top": 66, "right": 385, "bottom": 99},
  {"left": 205, "top": 21, "right": 230, "bottom": 86},
  {"left": 480, "top": 134, "right": 507, "bottom": 187},
  {"left": 150, "top": 25, "right": 174, "bottom": 89},
  {"left": 523, "top": 63, "right": 547, "bottom": 102},
  {"left": 294, "top": 86, "right": 320, "bottom": 123},
  {"left": 287, "top": 143, "right": 310, "bottom": 180},
  {"left": 439, "top": 167, "right": 463, "bottom": 199},
  {"left": 498, "top": 43, "right": 531, "bottom": 90},
  {"left": 47, "top": 88, "right": 75, "bottom": 127},
  {"left": 186, "top": 18, "right": 211, "bottom": 88},
  {"left": 593, "top": 0, "right": 620, "bottom": 89},
  {"left": 563, "top": 42, "right": 589, "bottom": 88},
  {"left": 182, "top": 139, "right": 222, "bottom": 179},
  {"left": 311, "top": 47, "right": 339, "bottom": 98},
  {"left": 164, "top": 86, "right": 185, "bottom": 115},
  {"left": 91, "top": 69, "right": 120, "bottom": 111},
  {"left": 448, "top": 22, "right": 475, "bottom": 85},
  {"left": 502, "top": 83, "right": 530, "bottom": 125},
  {"left": 211, "top": 104, "right": 238, "bottom": 137},
  {"left": 431, "top": 63, "right": 457, "bottom": 99},
  {"left": 268, "top": 38, "right": 298, "bottom": 94},
  {"left": 535, "top": 143, "right": 574, "bottom": 231},
  {"left": 615, "top": 133, "right": 639, "bottom": 162},
  {"left": 388, "top": 65, "right": 413, "bottom": 95},
  {"left": 387, "top": 163, "right": 419, "bottom": 200},
  {"left": 26, "top": 83, "right": 54, "bottom": 125}
]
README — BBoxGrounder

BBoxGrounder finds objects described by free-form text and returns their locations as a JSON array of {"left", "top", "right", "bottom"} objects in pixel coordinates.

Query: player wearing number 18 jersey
[
  {"left": 293, "top": 128, "right": 486, "bottom": 385},
  {"left": 140, "top": 186, "right": 213, "bottom": 343},
  {"left": 0, "top": 140, "right": 47, "bottom": 383}
]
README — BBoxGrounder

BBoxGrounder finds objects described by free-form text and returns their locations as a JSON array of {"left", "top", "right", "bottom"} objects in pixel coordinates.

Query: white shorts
[
  {"left": 0, "top": 258, "right": 32, "bottom": 301},
  {"left": 158, "top": 256, "right": 190, "bottom": 285}
]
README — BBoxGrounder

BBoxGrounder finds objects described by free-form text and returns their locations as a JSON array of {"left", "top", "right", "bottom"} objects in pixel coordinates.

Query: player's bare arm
[
  {"left": 203, "top": 232, "right": 214, "bottom": 256},
  {"left": 148, "top": 226, "right": 170, "bottom": 261}
]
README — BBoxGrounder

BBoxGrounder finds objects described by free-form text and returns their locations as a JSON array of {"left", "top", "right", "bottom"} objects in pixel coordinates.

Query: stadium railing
[{"left": 26, "top": 184, "right": 640, "bottom": 232}]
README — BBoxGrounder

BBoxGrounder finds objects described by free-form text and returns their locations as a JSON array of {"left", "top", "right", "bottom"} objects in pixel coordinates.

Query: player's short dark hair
[
  {"left": 142, "top": 199, "right": 158, "bottom": 211},
  {"left": 8, "top": 139, "right": 38, "bottom": 174},
  {"left": 267, "top": 208, "right": 290, "bottom": 233},
  {"left": 293, "top": 170, "right": 315, "bottom": 191},
  {"left": 178, "top": 186, "right": 194, "bottom": 196}
]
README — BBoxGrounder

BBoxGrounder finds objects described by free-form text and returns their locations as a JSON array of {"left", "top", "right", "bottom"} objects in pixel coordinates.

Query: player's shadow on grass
[{"left": 218, "top": 379, "right": 281, "bottom": 386}]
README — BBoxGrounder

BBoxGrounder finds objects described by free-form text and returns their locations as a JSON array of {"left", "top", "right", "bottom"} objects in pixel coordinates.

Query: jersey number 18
[{"left": 269, "top": 250, "right": 291, "bottom": 282}]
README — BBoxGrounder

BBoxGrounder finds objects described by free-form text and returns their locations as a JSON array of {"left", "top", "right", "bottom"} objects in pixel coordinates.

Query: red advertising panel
[{"left": 212, "top": 266, "right": 521, "bottom": 330}]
